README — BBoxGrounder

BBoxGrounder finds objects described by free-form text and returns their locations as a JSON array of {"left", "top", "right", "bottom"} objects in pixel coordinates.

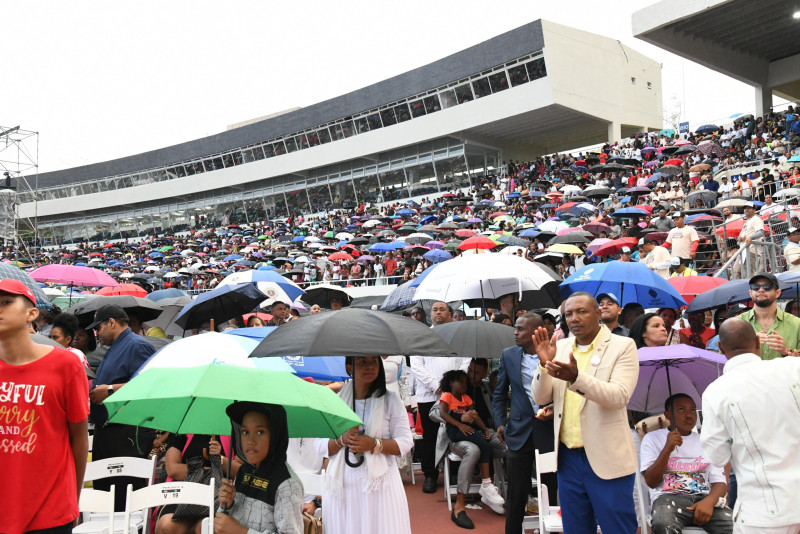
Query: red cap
[{"left": 0, "top": 279, "right": 36, "bottom": 305}]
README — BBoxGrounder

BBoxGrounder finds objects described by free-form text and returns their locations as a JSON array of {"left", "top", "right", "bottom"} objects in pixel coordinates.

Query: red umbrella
[
  {"left": 457, "top": 235, "right": 498, "bottom": 251},
  {"left": 455, "top": 229, "right": 477, "bottom": 238},
  {"left": 328, "top": 252, "right": 354, "bottom": 261},
  {"left": 667, "top": 276, "right": 728, "bottom": 305},
  {"left": 664, "top": 158, "right": 685, "bottom": 166},
  {"left": 243, "top": 312, "right": 273, "bottom": 323},
  {"left": 594, "top": 237, "right": 640, "bottom": 256},
  {"left": 646, "top": 231, "right": 669, "bottom": 245},
  {"left": 96, "top": 284, "right": 149, "bottom": 298},
  {"left": 633, "top": 204, "right": 654, "bottom": 213},
  {"left": 556, "top": 202, "right": 579, "bottom": 213},
  {"left": 489, "top": 212, "right": 508, "bottom": 218}
]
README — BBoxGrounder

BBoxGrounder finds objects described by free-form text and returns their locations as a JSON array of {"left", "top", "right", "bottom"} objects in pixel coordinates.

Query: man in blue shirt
[{"left": 87, "top": 304, "right": 156, "bottom": 510}]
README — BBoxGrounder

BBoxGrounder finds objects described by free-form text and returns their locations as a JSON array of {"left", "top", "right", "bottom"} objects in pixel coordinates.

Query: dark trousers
[
  {"left": 446, "top": 425, "right": 491, "bottom": 464},
  {"left": 92, "top": 423, "right": 152, "bottom": 511},
  {"left": 505, "top": 418, "right": 558, "bottom": 534},
  {"left": 417, "top": 401, "right": 440, "bottom": 478},
  {"left": 558, "top": 444, "right": 637, "bottom": 534}
]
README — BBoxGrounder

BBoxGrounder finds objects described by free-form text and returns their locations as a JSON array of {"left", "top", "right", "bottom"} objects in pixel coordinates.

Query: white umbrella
[
  {"left": 362, "top": 219, "right": 382, "bottom": 228},
  {"left": 414, "top": 253, "right": 560, "bottom": 302},
  {"left": 537, "top": 220, "right": 570, "bottom": 233},
  {"left": 304, "top": 236, "right": 322, "bottom": 243},
  {"left": 336, "top": 232, "right": 354, "bottom": 241},
  {"left": 773, "top": 189, "right": 800, "bottom": 199},
  {"left": 499, "top": 246, "right": 526, "bottom": 255},
  {"left": 42, "top": 287, "right": 66, "bottom": 300},
  {"left": 561, "top": 185, "right": 582, "bottom": 195}
]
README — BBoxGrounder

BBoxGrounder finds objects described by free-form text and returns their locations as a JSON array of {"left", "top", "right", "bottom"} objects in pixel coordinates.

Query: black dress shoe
[
  {"left": 422, "top": 476, "right": 437, "bottom": 493},
  {"left": 451, "top": 510, "right": 475, "bottom": 529}
]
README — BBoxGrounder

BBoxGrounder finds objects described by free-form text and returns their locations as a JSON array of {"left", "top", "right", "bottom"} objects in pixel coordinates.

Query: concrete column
[
  {"left": 755, "top": 84, "right": 773, "bottom": 117},
  {"left": 607, "top": 122, "right": 622, "bottom": 143}
]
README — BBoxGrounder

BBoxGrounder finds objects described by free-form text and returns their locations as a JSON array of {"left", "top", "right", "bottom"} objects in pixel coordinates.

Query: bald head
[{"left": 718, "top": 318, "right": 759, "bottom": 359}]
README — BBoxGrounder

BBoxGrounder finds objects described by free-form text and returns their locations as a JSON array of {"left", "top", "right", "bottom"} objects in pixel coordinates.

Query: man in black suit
[{"left": 493, "top": 312, "right": 557, "bottom": 534}]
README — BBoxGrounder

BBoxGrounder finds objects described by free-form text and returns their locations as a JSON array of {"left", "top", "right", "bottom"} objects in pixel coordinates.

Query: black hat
[
  {"left": 226, "top": 401, "right": 283, "bottom": 425},
  {"left": 749, "top": 272, "right": 779, "bottom": 288},
  {"left": 86, "top": 304, "right": 128, "bottom": 330}
]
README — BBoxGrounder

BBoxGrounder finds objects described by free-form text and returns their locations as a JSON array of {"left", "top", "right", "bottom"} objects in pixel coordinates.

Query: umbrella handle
[{"left": 344, "top": 447, "right": 365, "bottom": 468}]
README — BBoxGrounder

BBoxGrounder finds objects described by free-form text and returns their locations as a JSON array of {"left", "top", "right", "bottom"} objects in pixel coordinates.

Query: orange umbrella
[{"left": 96, "top": 284, "right": 148, "bottom": 298}]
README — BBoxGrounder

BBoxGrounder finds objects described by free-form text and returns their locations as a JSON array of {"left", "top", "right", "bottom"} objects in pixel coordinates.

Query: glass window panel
[
  {"left": 423, "top": 95, "right": 441, "bottom": 114},
  {"left": 394, "top": 104, "right": 411, "bottom": 123},
  {"left": 340, "top": 120, "right": 355, "bottom": 138},
  {"left": 472, "top": 77, "right": 492, "bottom": 98},
  {"left": 378, "top": 169, "right": 408, "bottom": 202},
  {"left": 211, "top": 157, "right": 224, "bottom": 170},
  {"left": 489, "top": 71, "right": 509, "bottom": 93},
  {"left": 439, "top": 89, "right": 457, "bottom": 109},
  {"left": 409, "top": 100, "right": 426, "bottom": 118},
  {"left": 435, "top": 155, "right": 470, "bottom": 189},
  {"left": 222, "top": 154, "right": 234, "bottom": 168},
  {"left": 307, "top": 182, "right": 332, "bottom": 213},
  {"left": 273, "top": 141, "right": 286, "bottom": 156},
  {"left": 252, "top": 145, "right": 265, "bottom": 160},
  {"left": 284, "top": 137, "right": 298, "bottom": 153},
  {"left": 263, "top": 144, "right": 276, "bottom": 158},
  {"left": 366, "top": 113, "right": 382, "bottom": 131},
  {"left": 455, "top": 84, "right": 474, "bottom": 104},
  {"left": 296, "top": 135, "right": 310, "bottom": 150},
  {"left": 406, "top": 162, "right": 438, "bottom": 197},
  {"left": 355, "top": 117, "right": 370, "bottom": 134},
  {"left": 466, "top": 153, "right": 487, "bottom": 181},
  {"left": 318, "top": 128, "right": 332, "bottom": 144},
  {"left": 527, "top": 57, "right": 547, "bottom": 81},
  {"left": 329, "top": 124, "right": 344, "bottom": 141},
  {"left": 264, "top": 192, "right": 288, "bottom": 219},
  {"left": 508, "top": 64, "right": 529, "bottom": 86},
  {"left": 307, "top": 131, "right": 321, "bottom": 147},
  {"left": 285, "top": 186, "right": 310, "bottom": 215},
  {"left": 242, "top": 149, "right": 255, "bottom": 163},
  {"left": 380, "top": 108, "right": 397, "bottom": 126},
  {"left": 232, "top": 152, "right": 243, "bottom": 166},
  {"left": 329, "top": 179, "right": 357, "bottom": 209},
  {"left": 353, "top": 173, "right": 382, "bottom": 204}
]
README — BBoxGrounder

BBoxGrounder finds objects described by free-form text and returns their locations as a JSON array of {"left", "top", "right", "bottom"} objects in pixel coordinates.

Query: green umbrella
[
  {"left": 161, "top": 245, "right": 175, "bottom": 252},
  {"left": 103, "top": 364, "right": 361, "bottom": 437}
]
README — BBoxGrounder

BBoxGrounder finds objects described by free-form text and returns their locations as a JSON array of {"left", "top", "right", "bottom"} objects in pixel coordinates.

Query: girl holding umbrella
[{"left": 314, "top": 356, "right": 413, "bottom": 534}]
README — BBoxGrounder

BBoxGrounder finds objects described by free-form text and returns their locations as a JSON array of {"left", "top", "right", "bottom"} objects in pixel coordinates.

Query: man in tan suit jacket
[{"left": 532, "top": 292, "right": 639, "bottom": 534}]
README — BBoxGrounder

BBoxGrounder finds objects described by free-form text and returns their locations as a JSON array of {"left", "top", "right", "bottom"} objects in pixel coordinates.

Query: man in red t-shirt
[
  {"left": 384, "top": 252, "right": 398, "bottom": 283},
  {"left": 679, "top": 310, "right": 715, "bottom": 349},
  {"left": 0, "top": 279, "right": 90, "bottom": 534}
]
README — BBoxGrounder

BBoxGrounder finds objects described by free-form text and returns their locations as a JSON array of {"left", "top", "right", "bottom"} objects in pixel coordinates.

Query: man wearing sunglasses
[{"left": 739, "top": 273, "right": 800, "bottom": 360}]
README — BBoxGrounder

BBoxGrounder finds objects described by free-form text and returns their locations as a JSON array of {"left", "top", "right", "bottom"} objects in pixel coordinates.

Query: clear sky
[{"left": 3, "top": 0, "right": 768, "bottom": 173}]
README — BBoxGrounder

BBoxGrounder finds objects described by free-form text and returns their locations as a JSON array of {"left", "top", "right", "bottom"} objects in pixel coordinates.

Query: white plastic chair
[
  {"left": 442, "top": 448, "right": 506, "bottom": 512},
  {"left": 296, "top": 470, "right": 325, "bottom": 497},
  {"left": 75, "top": 456, "right": 156, "bottom": 534},
  {"left": 634, "top": 470, "right": 705, "bottom": 533},
  {"left": 535, "top": 450, "right": 563, "bottom": 533},
  {"left": 77, "top": 486, "right": 115, "bottom": 534},
  {"left": 123, "top": 480, "right": 215, "bottom": 534}
]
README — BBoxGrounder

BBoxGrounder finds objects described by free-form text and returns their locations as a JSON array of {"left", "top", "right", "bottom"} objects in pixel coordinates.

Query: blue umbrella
[
  {"left": 612, "top": 208, "right": 650, "bottom": 218},
  {"left": 397, "top": 208, "right": 417, "bottom": 217},
  {"left": 369, "top": 242, "right": 395, "bottom": 252},
  {"left": 529, "top": 191, "right": 546, "bottom": 197},
  {"left": 420, "top": 215, "right": 437, "bottom": 224},
  {"left": 539, "top": 203, "right": 558, "bottom": 209},
  {"left": 507, "top": 192, "right": 521, "bottom": 199},
  {"left": 149, "top": 252, "right": 164, "bottom": 259},
  {"left": 389, "top": 241, "right": 407, "bottom": 250},
  {"left": 423, "top": 249, "right": 453, "bottom": 263},
  {"left": 223, "top": 254, "right": 243, "bottom": 261},
  {"left": 257, "top": 356, "right": 348, "bottom": 382},
  {"left": 695, "top": 124, "right": 720, "bottom": 135},
  {"left": 223, "top": 326, "right": 278, "bottom": 341},
  {"left": 560, "top": 262, "right": 687, "bottom": 308},
  {"left": 519, "top": 228, "right": 541, "bottom": 238},
  {"left": 381, "top": 263, "right": 441, "bottom": 309},
  {"left": 291, "top": 236, "right": 306, "bottom": 242},
  {"left": 258, "top": 264, "right": 277, "bottom": 271},
  {"left": 788, "top": 155, "right": 800, "bottom": 163},
  {"left": 146, "top": 288, "right": 189, "bottom": 302}
]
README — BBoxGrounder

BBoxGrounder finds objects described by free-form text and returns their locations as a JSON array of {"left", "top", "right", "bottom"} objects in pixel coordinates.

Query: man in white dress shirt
[{"left": 701, "top": 319, "right": 800, "bottom": 533}]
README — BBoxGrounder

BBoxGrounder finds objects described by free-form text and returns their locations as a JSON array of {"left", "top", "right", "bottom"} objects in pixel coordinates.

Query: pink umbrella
[
  {"left": 586, "top": 238, "right": 612, "bottom": 254},
  {"left": 556, "top": 227, "right": 583, "bottom": 236},
  {"left": 29, "top": 264, "right": 120, "bottom": 287}
]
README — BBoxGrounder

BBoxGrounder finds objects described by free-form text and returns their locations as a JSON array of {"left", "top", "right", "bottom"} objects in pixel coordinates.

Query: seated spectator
[
  {"left": 640, "top": 394, "right": 732, "bottom": 534},
  {"left": 679, "top": 311, "right": 714, "bottom": 348}
]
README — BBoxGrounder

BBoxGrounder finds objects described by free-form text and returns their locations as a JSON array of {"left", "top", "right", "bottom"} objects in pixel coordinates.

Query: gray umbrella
[
  {"left": 433, "top": 320, "right": 515, "bottom": 359},
  {"left": 250, "top": 308, "right": 457, "bottom": 358},
  {"left": 0, "top": 263, "right": 53, "bottom": 309},
  {"left": 687, "top": 190, "right": 718, "bottom": 205}
]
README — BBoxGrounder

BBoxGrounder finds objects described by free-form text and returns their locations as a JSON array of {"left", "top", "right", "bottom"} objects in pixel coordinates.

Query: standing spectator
[
  {"left": 702, "top": 319, "right": 800, "bottom": 533},
  {"left": 783, "top": 226, "right": 800, "bottom": 271},
  {"left": 87, "top": 304, "right": 156, "bottom": 510},
  {"left": 384, "top": 252, "right": 398, "bottom": 284},
  {"left": 639, "top": 237, "right": 672, "bottom": 279},
  {"left": 532, "top": 292, "right": 639, "bottom": 533},
  {"left": 0, "top": 280, "right": 89, "bottom": 534},
  {"left": 739, "top": 273, "right": 800, "bottom": 360},
  {"left": 268, "top": 301, "right": 289, "bottom": 326},
  {"left": 665, "top": 212, "right": 699, "bottom": 262}
]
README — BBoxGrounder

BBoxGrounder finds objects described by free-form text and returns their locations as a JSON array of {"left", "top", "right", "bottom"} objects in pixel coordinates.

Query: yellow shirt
[{"left": 559, "top": 326, "right": 606, "bottom": 448}]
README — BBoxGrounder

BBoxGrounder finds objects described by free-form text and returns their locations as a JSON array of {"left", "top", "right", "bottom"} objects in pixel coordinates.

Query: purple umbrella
[
  {"left": 467, "top": 217, "right": 483, "bottom": 224},
  {"left": 426, "top": 240, "right": 445, "bottom": 249},
  {"left": 629, "top": 344, "right": 726, "bottom": 413},
  {"left": 586, "top": 238, "right": 612, "bottom": 254},
  {"left": 357, "top": 255, "right": 376, "bottom": 263},
  {"left": 644, "top": 160, "right": 659, "bottom": 167}
]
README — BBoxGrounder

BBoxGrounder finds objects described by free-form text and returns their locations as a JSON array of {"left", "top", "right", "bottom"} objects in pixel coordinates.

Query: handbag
[
  {"left": 302, "top": 511, "right": 323, "bottom": 534},
  {"left": 171, "top": 453, "right": 222, "bottom": 522}
]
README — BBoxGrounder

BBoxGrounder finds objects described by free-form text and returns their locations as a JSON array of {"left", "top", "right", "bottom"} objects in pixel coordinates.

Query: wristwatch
[
  {"left": 372, "top": 437, "right": 383, "bottom": 454},
  {"left": 107, "top": 385, "right": 114, "bottom": 396}
]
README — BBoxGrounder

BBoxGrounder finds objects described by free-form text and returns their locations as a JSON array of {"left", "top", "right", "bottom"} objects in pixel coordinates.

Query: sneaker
[{"left": 479, "top": 483, "right": 505, "bottom": 514}]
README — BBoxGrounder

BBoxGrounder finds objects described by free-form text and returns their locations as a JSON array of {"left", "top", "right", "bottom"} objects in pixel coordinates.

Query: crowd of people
[{"left": 2, "top": 109, "right": 800, "bottom": 534}]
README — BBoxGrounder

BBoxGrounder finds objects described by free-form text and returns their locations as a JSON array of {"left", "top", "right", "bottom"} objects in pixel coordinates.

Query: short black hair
[
  {"left": 439, "top": 369, "right": 467, "bottom": 393},
  {"left": 665, "top": 393, "right": 694, "bottom": 413},
  {"left": 271, "top": 301, "right": 287, "bottom": 310},
  {"left": 470, "top": 358, "right": 489, "bottom": 372},
  {"left": 51, "top": 312, "right": 80, "bottom": 341}
]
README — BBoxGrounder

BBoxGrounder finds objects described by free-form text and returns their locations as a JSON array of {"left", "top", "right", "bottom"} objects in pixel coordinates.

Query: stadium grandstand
[{"left": 14, "top": 19, "right": 662, "bottom": 245}]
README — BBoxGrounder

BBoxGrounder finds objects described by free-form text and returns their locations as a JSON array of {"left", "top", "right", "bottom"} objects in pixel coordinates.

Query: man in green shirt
[{"left": 740, "top": 273, "right": 800, "bottom": 360}]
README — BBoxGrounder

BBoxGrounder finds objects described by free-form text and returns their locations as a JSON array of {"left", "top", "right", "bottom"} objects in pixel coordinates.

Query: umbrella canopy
[
  {"left": 250, "top": 308, "right": 457, "bottom": 358},
  {"left": 104, "top": 364, "right": 362, "bottom": 437},
  {"left": 423, "top": 249, "right": 453, "bottom": 263},
  {"left": 433, "top": 320, "right": 514, "bottom": 359},
  {"left": 685, "top": 279, "right": 752, "bottom": 313},
  {"left": 301, "top": 284, "right": 353, "bottom": 308},
  {"left": 96, "top": 283, "right": 149, "bottom": 298},
  {"left": 217, "top": 269, "right": 304, "bottom": 303},
  {"left": 146, "top": 288, "right": 189, "bottom": 302},
  {"left": 174, "top": 283, "right": 268, "bottom": 329},
  {"left": 66, "top": 295, "right": 164, "bottom": 327},
  {"left": 629, "top": 344, "right": 727, "bottom": 412},
  {"left": 458, "top": 235, "right": 498, "bottom": 251},
  {"left": 414, "top": 253, "right": 560, "bottom": 305},
  {"left": 261, "top": 356, "right": 349, "bottom": 382},
  {"left": 29, "top": 264, "right": 120, "bottom": 287},
  {"left": 0, "top": 262, "right": 53, "bottom": 309},
  {"left": 560, "top": 262, "right": 687, "bottom": 308},
  {"left": 667, "top": 276, "right": 728, "bottom": 305}
]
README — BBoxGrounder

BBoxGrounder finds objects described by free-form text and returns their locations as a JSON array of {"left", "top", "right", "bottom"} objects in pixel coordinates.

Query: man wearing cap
[
  {"left": 784, "top": 227, "right": 800, "bottom": 272},
  {"left": 618, "top": 246, "right": 633, "bottom": 262},
  {"left": 740, "top": 273, "right": 800, "bottom": 360},
  {"left": 718, "top": 176, "right": 733, "bottom": 199},
  {"left": 733, "top": 203, "right": 765, "bottom": 279},
  {"left": 665, "top": 212, "right": 699, "bottom": 262},
  {"left": 670, "top": 182, "right": 685, "bottom": 203},
  {"left": 639, "top": 237, "right": 672, "bottom": 279},
  {"left": 598, "top": 292, "right": 628, "bottom": 336},
  {"left": 670, "top": 257, "right": 698, "bottom": 277},
  {"left": 87, "top": 304, "right": 157, "bottom": 510},
  {"left": 0, "top": 279, "right": 89, "bottom": 534}
]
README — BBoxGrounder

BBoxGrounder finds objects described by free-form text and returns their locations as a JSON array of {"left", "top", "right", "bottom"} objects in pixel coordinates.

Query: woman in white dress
[{"left": 314, "top": 356, "right": 413, "bottom": 534}]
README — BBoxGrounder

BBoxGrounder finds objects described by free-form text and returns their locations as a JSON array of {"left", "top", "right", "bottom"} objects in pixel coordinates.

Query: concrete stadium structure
[
  {"left": 19, "top": 19, "right": 663, "bottom": 244},
  {"left": 633, "top": 0, "right": 800, "bottom": 117}
]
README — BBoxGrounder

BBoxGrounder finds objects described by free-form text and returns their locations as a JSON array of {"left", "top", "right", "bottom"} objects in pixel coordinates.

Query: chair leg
[{"left": 443, "top": 455, "right": 453, "bottom": 511}]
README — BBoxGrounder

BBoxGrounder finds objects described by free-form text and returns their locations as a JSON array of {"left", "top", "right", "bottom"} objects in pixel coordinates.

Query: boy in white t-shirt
[{"left": 640, "top": 394, "right": 732, "bottom": 533}]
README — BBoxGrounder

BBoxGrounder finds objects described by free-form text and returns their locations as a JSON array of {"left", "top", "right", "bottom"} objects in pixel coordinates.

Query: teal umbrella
[{"left": 103, "top": 364, "right": 361, "bottom": 437}]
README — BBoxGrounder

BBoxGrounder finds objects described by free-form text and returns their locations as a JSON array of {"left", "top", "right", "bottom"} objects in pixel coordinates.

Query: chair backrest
[
  {"left": 123, "top": 480, "right": 215, "bottom": 534},
  {"left": 635, "top": 414, "right": 668, "bottom": 440},
  {"left": 84, "top": 456, "right": 156, "bottom": 485},
  {"left": 297, "top": 470, "right": 325, "bottom": 497},
  {"left": 535, "top": 449, "right": 557, "bottom": 475},
  {"left": 78, "top": 486, "right": 115, "bottom": 532},
  {"left": 535, "top": 449, "right": 557, "bottom": 533}
]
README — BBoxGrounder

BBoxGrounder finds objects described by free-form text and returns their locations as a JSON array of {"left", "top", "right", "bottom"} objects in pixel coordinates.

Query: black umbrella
[
  {"left": 67, "top": 295, "right": 164, "bottom": 328},
  {"left": 603, "top": 163, "right": 628, "bottom": 172},
  {"left": 433, "top": 320, "right": 514, "bottom": 359},
  {"left": 173, "top": 283, "right": 267, "bottom": 330},
  {"left": 584, "top": 187, "right": 611, "bottom": 198},
  {"left": 301, "top": 284, "right": 353, "bottom": 309},
  {"left": 250, "top": 308, "right": 457, "bottom": 358}
]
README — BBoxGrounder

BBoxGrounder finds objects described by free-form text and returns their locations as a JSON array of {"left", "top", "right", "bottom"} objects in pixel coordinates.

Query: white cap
[
  {"left": 670, "top": 257, "right": 681, "bottom": 267},
  {"left": 621, "top": 246, "right": 631, "bottom": 254},
  {"left": 788, "top": 226, "right": 799, "bottom": 234}
]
